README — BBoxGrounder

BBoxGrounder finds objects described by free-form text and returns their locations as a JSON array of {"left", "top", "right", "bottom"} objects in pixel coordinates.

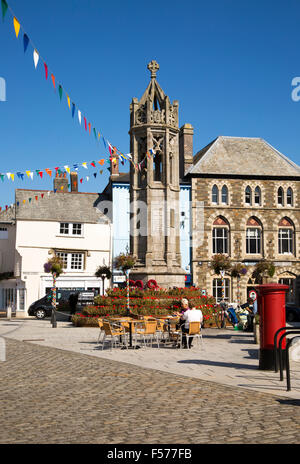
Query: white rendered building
[{"left": 0, "top": 173, "right": 112, "bottom": 317}]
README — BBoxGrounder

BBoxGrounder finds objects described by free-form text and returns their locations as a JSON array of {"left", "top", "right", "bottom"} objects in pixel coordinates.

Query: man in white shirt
[{"left": 180, "top": 304, "right": 203, "bottom": 348}]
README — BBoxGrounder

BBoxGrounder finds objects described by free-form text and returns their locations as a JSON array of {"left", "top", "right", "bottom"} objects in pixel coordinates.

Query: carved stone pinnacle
[{"left": 147, "top": 60, "right": 159, "bottom": 79}]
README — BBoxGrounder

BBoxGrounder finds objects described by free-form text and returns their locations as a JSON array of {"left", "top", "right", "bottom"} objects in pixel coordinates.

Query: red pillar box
[{"left": 256, "top": 283, "right": 289, "bottom": 370}]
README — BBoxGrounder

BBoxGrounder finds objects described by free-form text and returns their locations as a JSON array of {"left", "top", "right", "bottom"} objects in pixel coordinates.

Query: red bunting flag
[
  {"left": 39, "top": 171, "right": 43, "bottom": 179},
  {"left": 41, "top": 194, "right": 44, "bottom": 199},
  {"left": 44, "top": 63, "right": 48, "bottom": 80},
  {"left": 91, "top": 162, "right": 96, "bottom": 167},
  {"left": 84, "top": 117, "right": 87, "bottom": 131},
  {"left": 80, "top": 178, "right": 83, "bottom": 184}
]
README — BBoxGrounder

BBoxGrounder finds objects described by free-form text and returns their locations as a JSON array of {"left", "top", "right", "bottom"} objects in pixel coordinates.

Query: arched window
[
  {"left": 212, "top": 217, "right": 230, "bottom": 254},
  {"left": 212, "top": 185, "right": 219, "bottom": 204},
  {"left": 245, "top": 186, "right": 252, "bottom": 205},
  {"left": 254, "top": 186, "right": 261, "bottom": 206},
  {"left": 278, "top": 187, "right": 284, "bottom": 206},
  {"left": 278, "top": 217, "right": 294, "bottom": 255},
  {"left": 221, "top": 185, "right": 228, "bottom": 205},
  {"left": 246, "top": 217, "right": 262, "bottom": 254},
  {"left": 287, "top": 187, "right": 293, "bottom": 206}
]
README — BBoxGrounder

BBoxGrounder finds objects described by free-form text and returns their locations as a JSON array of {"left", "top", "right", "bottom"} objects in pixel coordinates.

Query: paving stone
[{"left": 0, "top": 338, "right": 299, "bottom": 444}]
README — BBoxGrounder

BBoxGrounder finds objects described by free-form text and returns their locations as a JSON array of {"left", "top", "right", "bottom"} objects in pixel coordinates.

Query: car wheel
[
  {"left": 35, "top": 308, "right": 46, "bottom": 320},
  {"left": 287, "top": 312, "right": 295, "bottom": 323}
]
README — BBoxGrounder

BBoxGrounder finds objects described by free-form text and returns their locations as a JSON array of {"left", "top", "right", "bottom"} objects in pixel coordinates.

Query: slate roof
[
  {"left": 12, "top": 190, "right": 110, "bottom": 224},
  {"left": 186, "top": 136, "right": 300, "bottom": 177}
]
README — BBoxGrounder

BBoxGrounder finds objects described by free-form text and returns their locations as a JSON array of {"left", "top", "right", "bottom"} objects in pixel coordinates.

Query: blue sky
[{"left": 1, "top": 0, "right": 300, "bottom": 207}]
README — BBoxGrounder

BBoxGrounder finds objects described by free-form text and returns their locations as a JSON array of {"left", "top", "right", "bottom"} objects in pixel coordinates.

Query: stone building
[
  {"left": 104, "top": 61, "right": 300, "bottom": 304},
  {"left": 185, "top": 136, "right": 300, "bottom": 304}
]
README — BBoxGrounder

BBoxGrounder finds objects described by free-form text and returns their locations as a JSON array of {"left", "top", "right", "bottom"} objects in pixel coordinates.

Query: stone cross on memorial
[{"left": 147, "top": 60, "right": 160, "bottom": 79}]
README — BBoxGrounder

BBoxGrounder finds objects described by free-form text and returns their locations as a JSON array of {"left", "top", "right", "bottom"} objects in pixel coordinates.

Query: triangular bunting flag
[
  {"left": 84, "top": 117, "right": 87, "bottom": 131},
  {"left": 93, "top": 173, "right": 97, "bottom": 178},
  {"left": 80, "top": 178, "right": 83, "bottom": 184},
  {"left": 1, "top": 0, "right": 8, "bottom": 21},
  {"left": 82, "top": 162, "right": 87, "bottom": 169},
  {"left": 91, "top": 161, "right": 96, "bottom": 168},
  {"left": 88, "top": 122, "right": 91, "bottom": 134},
  {"left": 45, "top": 169, "right": 52, "bottom": 177},
  {"left": 78, "top": 110, "right": 81, "bottom": 125},
  {"left": 72, "top": 103, "right": 75, "bottom": 118},
  {"left": 13, "top": 17, "right": 21, "bottom": 38},
  {"left": 44, "top": 63, "right": 48, "bottom": 80},
  {"left": 58, "top": 85, "right": 63, "bottom": 101},
  {"left": 33, "top": 49, "right": 39, "bottom": 68},
  {"left": 51, "top": 74, "right": 55, "bottom": 89},
  {"left": 99, "top": 159, "right": 104, "bottom": 166},
  {"left": 67, "top": 95, "right": 71, "bottom": 109},
  {"left": 23, "top": 33, "right": 29, "bottom": 53}
]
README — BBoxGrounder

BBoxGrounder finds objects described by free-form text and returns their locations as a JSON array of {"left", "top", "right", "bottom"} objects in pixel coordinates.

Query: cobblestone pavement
[{"left": 0, "top": 338, "right": 299, "bottom": 444}]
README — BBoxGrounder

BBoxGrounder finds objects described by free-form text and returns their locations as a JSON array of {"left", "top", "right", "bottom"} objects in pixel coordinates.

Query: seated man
[{"left": 179, "top": 302, "right": 203, "bottom": 348}]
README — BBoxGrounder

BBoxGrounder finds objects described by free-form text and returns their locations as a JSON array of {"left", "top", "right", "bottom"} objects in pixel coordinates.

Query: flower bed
[{"left": 72, "top": 287, "right": 219, "bottom": 327}]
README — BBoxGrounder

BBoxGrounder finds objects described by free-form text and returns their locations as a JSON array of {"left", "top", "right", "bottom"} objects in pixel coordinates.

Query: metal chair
[
  {"left": 181, "top": 321, "right": 203, "bottom": 349},
  {"left": 101, "top": 320, "right": 128, "bottom": 350},
  {"left": 135, "top": 320, "right": 160, "bottom": 348}
]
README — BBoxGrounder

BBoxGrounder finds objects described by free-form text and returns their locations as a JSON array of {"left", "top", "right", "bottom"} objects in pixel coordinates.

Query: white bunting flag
[
  {"left": 78, "top": 110, "right": 82, "bottom": 125},
  {"left": 33, "top": 49, "right": 39, "bottom": 69}
]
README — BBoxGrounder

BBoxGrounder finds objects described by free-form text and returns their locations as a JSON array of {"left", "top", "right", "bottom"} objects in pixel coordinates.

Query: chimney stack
[
  {"left": 70, "top": 171, "right": 78, "bottom": 192},
  {"left": 110, "top": 148, "right": 119, "bottom": 177},
  {"left": 179, "top": 123, "right": 194, "bottom": 179},
  {"left": 53, "top": 171, "right": 68, "bottom": 192}
]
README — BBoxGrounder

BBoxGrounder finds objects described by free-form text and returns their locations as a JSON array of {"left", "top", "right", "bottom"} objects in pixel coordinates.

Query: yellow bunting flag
[
  {"left": 13, "top": 17, "right": 21, "bottom": 38},
  {"left": 64, "top": 166, "right": 70, "bottom": 174},
  {"left": 23, "top": 200, "right": 26, "bottom": 204},
  {"left": 67, "top": 95, "right": 71, "bottom": 109},
  {"left": 82, "top": 162, "right": 87, "bottom": 169}
]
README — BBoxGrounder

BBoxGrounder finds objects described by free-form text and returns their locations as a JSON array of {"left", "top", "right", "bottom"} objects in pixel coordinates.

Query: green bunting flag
[
  {"left": 1, "top": 0, "right": 8, "bottom": 21},
  {"left": 58, "top": 85, "right": 63, "bottom": 101}
]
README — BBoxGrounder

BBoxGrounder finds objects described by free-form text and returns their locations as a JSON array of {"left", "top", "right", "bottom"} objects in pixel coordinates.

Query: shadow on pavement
[
  {"left": 276, "top": 399, "right": 300, "bottom": 406},
  {"left": 177, "top": 359, "right": 257, "bottom": 370}
]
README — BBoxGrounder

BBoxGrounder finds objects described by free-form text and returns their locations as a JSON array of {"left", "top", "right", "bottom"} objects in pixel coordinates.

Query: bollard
[{"left": 6, "top": 305, "right": 11, "bottom": 320}]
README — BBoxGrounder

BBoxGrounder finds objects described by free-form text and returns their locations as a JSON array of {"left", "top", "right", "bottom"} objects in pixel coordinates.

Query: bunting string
[
  {"left": 0, "top": 0, "right": 140, "bottom": 167},
  {"left": 0, "top": 1, "right": 155, "bottom": 174}
]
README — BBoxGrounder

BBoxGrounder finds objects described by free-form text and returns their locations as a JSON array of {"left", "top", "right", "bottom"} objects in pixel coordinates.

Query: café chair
[{"left": 101, "top": 321, "right": 128, "bottom": 350}]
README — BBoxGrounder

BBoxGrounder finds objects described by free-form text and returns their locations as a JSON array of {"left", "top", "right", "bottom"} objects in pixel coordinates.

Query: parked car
[
  {"left": 286, "top": 304, "right": 300, "bottom": 323},
  {"left": 28, "top": 290, "right": 97, "bottom": 319}
]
